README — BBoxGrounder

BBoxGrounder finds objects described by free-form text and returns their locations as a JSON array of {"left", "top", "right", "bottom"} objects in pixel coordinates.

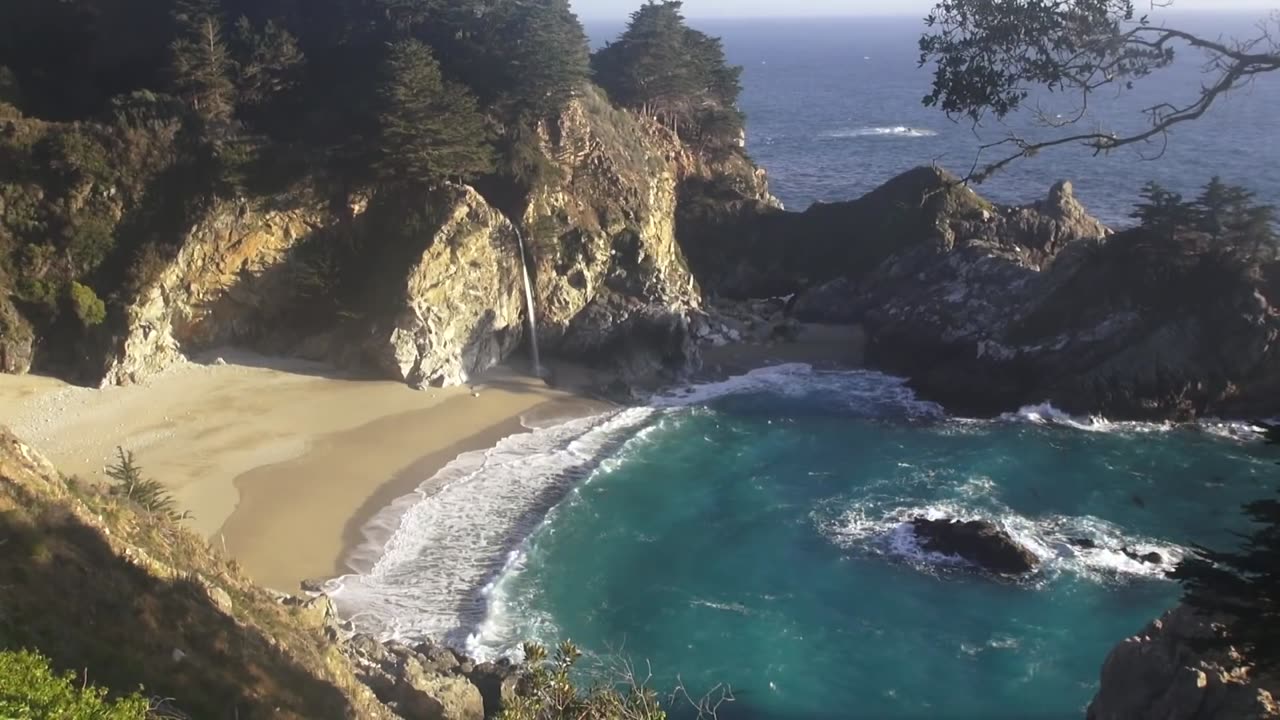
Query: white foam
[
  {"left": 822, "top": 126, "right": 938, "bottom": 139},
  {"left": 822, "top": 500, "right": 1185, "bottom": 583},
  {"left": 656, "top": 363, "right": 944, "bottom": 419},
  {"left": 1001, "top": 402, "right": 1266, "bottom": 440},
  {"left": 327, "top": 407, "right": 657, "bottom": 646}
]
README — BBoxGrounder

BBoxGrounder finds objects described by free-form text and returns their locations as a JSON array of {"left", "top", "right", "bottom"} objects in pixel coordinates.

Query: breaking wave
[
  {"left": 821, "top": 125, "right": 939, "bottom": 139},
  {"left": 820, "top": 500, "right": 1186, "bottom": 584}
]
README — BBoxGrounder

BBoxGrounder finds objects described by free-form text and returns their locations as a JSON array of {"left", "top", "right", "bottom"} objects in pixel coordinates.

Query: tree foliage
[
  {"left": 106, "top": 447, "right": 188, "bottom": 521},
  {"left": 1172, "top": 425, "right": 1280, "bottom": 671},
  {"left": 170, "top": 0, "right": 236, "bottom": 130},
  {"left": 0, "top": 649, "right": 149, "bottom": 719},
  {"left": 499, "top": 641, "right": 732, "bottom": 720},
  {"left": 593, "top": 1, "right": 744, "bottom": 143},
  {"left": 376, "top": 39, "right": 494, "bottom": 187},
  {"left": 1128, "top": 177, "right": 1276, "bottom": 257},
  {"left": 919, "top": 0, "right": 1280, "bottom": 182}
]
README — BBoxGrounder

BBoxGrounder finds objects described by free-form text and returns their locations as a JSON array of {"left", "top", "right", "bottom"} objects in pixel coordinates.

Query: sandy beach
[
  {"left": 0, "top": 351, "right": 601, "bottom": 592},
  {"left": 0, "top": 323, "right": 861, "bottom": 594}
]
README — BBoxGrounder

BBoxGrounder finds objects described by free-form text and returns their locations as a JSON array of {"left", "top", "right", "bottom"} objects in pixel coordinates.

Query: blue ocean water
[
  {"left": 332, "top": 367, "right": 1278, "bottom": 719},
  {"left": 591, "top": 15, "right": 1280, "bottom": 225},
  {"left": 327, "top": 15, "right": 1280, "bottom": 719}
]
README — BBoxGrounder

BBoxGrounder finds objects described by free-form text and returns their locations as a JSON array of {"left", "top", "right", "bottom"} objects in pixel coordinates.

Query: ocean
[
  {"left": 327, "top": 15, "right": 1280, "bottom": 720},
  {"left": 596, "top": 14, "right": 1280, "bottom": 225}
]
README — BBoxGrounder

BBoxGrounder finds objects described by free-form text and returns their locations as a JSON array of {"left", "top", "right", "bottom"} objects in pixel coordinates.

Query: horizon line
[{"left": 579, "top": 8, "right": 1273, "bottom": 22}]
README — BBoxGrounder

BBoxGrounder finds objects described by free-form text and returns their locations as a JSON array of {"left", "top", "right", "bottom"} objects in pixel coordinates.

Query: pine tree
[
  {"left": 170, "top": 0, "right": 236, "bottom": 129},
  {"left": 233, "top": 17, "right": 305, "bottom": 109},
  {"left": 1191, "top": 178, "right": 1278, "bottom": 259},
  {"left": 593, "top": 1, "right": 743, "bottom": 142},
  {"left": 1171, "top": 426, "right": 1280, "bottom": 671},
  {"left": 494, "top": 0, "right": 590, "bottom": 119},
  {"left": 377, "top": 39, "right": 494, "bottom": 187},
  {"left": 1130, "top": 181, "right": 1194, "bottom": 241}
]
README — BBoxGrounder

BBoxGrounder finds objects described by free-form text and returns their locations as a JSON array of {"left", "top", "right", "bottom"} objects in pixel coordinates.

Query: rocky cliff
[
  {"left": 1089, "top": 605, "right": 1278, "bottom": 720},
  {"left": 13, "top": 87, "right": 772, "bottom": 391},
  {"left": 701, "top": 166, "right": 1280, "bottom": 420}
]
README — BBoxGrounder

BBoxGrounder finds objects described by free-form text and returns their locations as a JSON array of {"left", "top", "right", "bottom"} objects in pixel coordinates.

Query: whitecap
[
  {"left": 820, "top": 499, "right": 1185, "bottom": 584},
  {"left": 327, "top": 407, "right": 657, "bottom": 648},
  {"left": 821, "top": 126, "right": 938, "bottom": 139},
  {"left": 1001, "top": 401, "right": 1267, "bottom": 440}
]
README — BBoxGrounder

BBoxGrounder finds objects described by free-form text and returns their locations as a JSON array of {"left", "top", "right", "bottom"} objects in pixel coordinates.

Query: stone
[
  {"left": 910, "top": 518, "right": 1040, "bottom": 574},
  {"left": 398, "top": 656, "right": 485, "bottom": 720},
  {"left": 284, "top": 593, "right": 335, "bottom": 630},
  {"left": 1123, "top": 548, "right": 1164, "bottom": 565},
  {"left": 466, "top": 661, "right": 523, "bottom": 718},
  {"left": 0, "top": 296, "right": 34, "bottom": 375},
  {"left": 300, "top": 577, "right": 327, "bottom": 593},
  {"left": 1068, "top": 538, "right": 1100, "bottom": 550},
  {"left": 1088, "top": 605, "right": 1280, "bottom": 720}
]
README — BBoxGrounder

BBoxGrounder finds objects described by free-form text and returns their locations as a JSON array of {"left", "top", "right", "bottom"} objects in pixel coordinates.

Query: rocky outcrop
[
  {"left": 343, "top": 635, "right": 492, "bottom": 720},
  {"left": 0, "top": 295, "right": 34, "bottom": 374},
  {"left": 523, "top": 88, "right": 711, "bottom": 384},
  {"left": 358, "top": 185, "right": 525, "bottom": 388},
  {"left": 101, "top": 198, "right": 330, "bottom": 386},
  {"left": 760, "top": 168, "right": 1280, "bottom": 420},
  {"left": 910, "top": 518, "right": 1040, "bottom": 575},
  {"left": 1089, "top": 605, "right": 1279, "bottom": 720}
]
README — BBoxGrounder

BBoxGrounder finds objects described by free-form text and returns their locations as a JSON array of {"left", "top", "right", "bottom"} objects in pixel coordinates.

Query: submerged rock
[
  {"left": 910, "top": 518, "right": 1040, "bottom": 575},
  {"left": 1089, "top": 605, "right": 1280, "bottom": 719}
]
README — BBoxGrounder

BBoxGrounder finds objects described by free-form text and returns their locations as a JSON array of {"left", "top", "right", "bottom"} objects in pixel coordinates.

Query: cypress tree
[
  {"left": 376, "top": 39, "right": 494, "bottom": 187},
  {"left": 495, "top": 0, "right": 590, "bottom": 119},
  {"left": 170, "top": 0, "right": 236, "bottom": 129}
]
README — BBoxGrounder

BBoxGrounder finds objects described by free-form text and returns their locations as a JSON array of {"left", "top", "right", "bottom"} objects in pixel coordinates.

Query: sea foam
[{"left": 822, "top": 125, "right": 939, "bottom": 139}]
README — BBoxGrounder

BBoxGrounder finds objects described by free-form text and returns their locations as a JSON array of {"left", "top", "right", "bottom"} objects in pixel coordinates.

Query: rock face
[
  {"left": 910, "top": 517, "right": 1040, "bottom": 574},
  {"left": 101, "top": 199, "right": 330, "bottom": 385},
  {"left": 744, "top": 167, "right": 1280, "bottom": 420},
  {"left": 522, "top": 88, "right": 724, "bottom": 384},
  {"left": 359, "top": 185, "right": 525, "bottom": 388},
  {"left": 0, "top": 295, "right": 34, "bottom": 374},
  {"left": 1089, "top": 605, "right": 1279, "bottom": 720},
  {"left": 344, "top": 636, "right": 487, "bottom": 720}
]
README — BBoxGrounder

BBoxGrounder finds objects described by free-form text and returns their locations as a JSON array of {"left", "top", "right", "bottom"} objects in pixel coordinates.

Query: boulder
[
  {"left": 910, "top": 518, "right": 1040, "bottom": 575},
  {"left": 398, "top": 656, "right": 485, "bottom": 720},
  {"left": 1089, "top": 605, "right": 1279, "bottom": 720},
  {"left": 466, "top": 660, "right": 523, "bottom": 718},
  {"left": 359, "top": 185, "right": 525, "bottom": 388},
  {"left": 1123, "top": 548, "right": 1165, "bottom": 565},
  {"left": 0, "top": 296, "right": 34, "bottom": 374}
]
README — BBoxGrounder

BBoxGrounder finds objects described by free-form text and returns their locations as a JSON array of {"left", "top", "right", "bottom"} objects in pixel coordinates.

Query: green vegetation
[
  {"left": 105, "top": 447, "right": 187, "bottom": 521},
  {"left": 377, "top": 39, "right": 494, "bottom": 188},
  {"left": 918, "top": 0, "right": 1279, "bottom": 182},
  {"left": 593, "top": 1, "right": 744, "bottom": 146},
  {"left": 1172, "top": 425, "right": 1280, "bottom": 671},
  {"left": 0, "top": 649, "right": 149, "bottom": 719},
  {"left": 500, "top": 641, "right": 731, "bottom": 720},
  {"left": 1129, "top": 178, "right": 1276, "bottom": 257},
  {"left": 68, "top": 282, "right": 107, "bottom": 327}
]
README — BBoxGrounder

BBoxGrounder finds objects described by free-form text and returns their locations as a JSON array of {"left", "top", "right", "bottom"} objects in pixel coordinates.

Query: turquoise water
[{"left": 332, "top": 366, "right": 1276, "bottom": 719}]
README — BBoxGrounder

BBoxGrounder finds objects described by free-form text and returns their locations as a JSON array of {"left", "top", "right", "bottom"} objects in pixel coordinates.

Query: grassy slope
[{"left": 0, "top": 427, "right": 393, "bottom": 720}]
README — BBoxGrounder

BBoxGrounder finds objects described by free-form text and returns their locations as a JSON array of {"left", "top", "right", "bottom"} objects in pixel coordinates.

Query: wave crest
[{"left": 822, "top": 125, "right": 938, "bottom": 139}]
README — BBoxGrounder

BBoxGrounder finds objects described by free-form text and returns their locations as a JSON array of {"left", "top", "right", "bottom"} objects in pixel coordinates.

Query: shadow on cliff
[{"left": 0, "top": 475, "right": 359, "bottom": 719}]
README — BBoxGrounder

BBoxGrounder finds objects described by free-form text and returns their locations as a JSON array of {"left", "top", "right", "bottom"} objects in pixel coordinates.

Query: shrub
[
  {"left": 106, "top": 447, "right": 189, "bottom": 521},
  {"left": 69, "top": 281, "right": 107, "bottom": 327},
  {"left": 500, "top": 641, "right": 731, "bottom": 720},
  {"left": 65, "top": 216, "right": 116, "bottom": 275},
  {"left": 0, "top": 649, "right": 149, "bottom": 719}
]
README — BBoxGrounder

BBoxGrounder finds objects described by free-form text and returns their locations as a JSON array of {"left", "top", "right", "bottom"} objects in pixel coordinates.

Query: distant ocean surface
[
  {"left": 594, "top": 15, "right": 1280, "bottom": 225},
  {"left": 327, "top": 15, "right": 1280, "bottom": 720}
]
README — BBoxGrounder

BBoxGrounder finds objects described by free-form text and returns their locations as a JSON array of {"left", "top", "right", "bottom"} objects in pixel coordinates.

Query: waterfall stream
[{"left": 513, "top": 228, "right": 543, "bottom": 378}]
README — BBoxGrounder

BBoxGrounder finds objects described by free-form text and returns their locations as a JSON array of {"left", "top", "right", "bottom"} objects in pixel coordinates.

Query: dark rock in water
[
  {"left": 1122, "top": 548, "right": 1164, "bottom": 565},
  {"left": 1067, "top": 538, "right": 1099, "bottom": 550},
  {"left": 910, "top": 518, "right": 1040, "bottom": 574},
  {"left": 1131, "top": 495, "right": 1147, "bottom": 509}
]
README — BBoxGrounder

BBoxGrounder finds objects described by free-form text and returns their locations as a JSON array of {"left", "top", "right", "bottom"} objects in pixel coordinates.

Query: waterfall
[{"left": 513, "top": 227, "right": 543, "bottom": 378}]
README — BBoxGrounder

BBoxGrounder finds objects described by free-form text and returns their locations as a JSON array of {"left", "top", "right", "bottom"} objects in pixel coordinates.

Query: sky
[{"left": 571, "top": 0, "right": 1279, "bottom": 20}]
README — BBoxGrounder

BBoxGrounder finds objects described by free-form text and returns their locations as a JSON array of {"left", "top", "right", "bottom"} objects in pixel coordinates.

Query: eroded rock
[
  {"left": 1089, "top": 605, "right": 1279, "bottom": 720},
  {"left": 910, "top": 518, "right": 1040, "bottom": 575}
]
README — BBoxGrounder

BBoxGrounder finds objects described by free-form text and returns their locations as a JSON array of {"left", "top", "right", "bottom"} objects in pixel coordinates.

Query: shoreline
[{"left": 0, "top": 324, "right": 866, "bottom": 595}]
